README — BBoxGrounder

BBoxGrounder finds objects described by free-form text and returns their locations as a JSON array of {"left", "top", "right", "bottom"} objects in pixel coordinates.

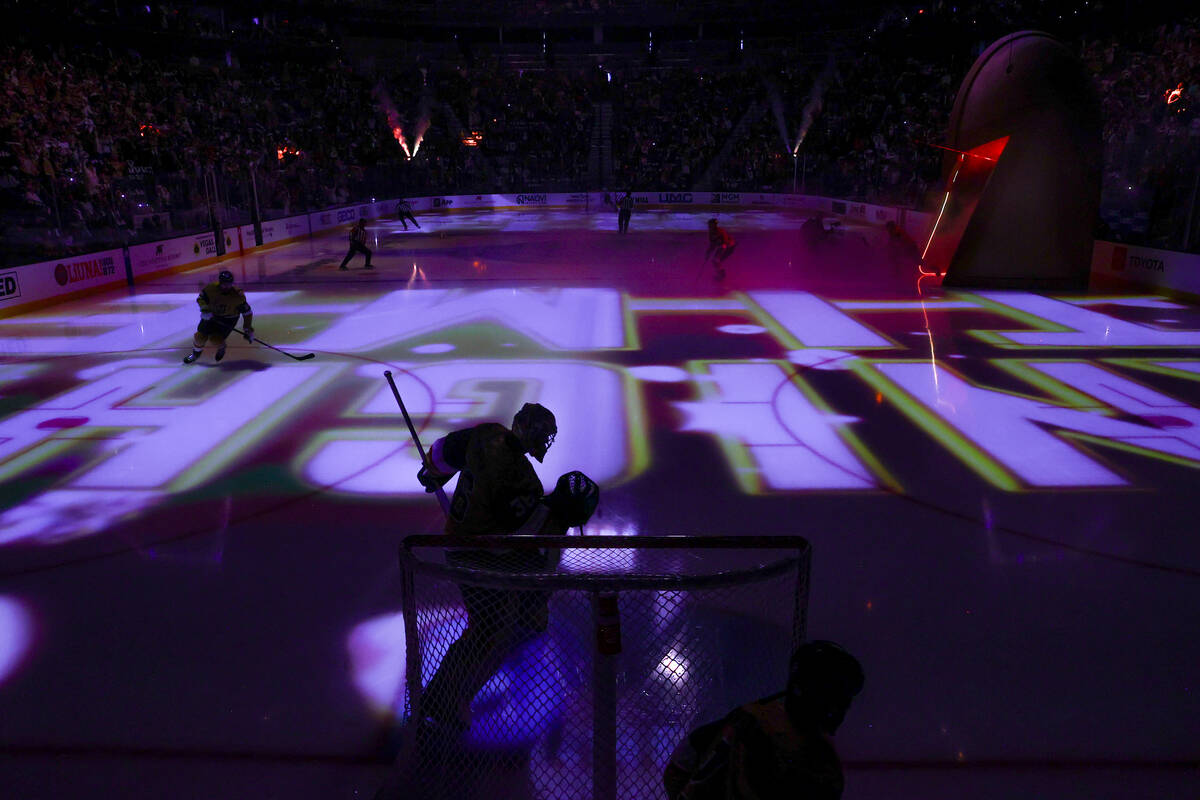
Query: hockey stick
[
  {"left": 233, "top": 329, "right": 315, "bottom": 361},
  {"left": 384, "top": 370, "right": 451, "bottom": 517}
]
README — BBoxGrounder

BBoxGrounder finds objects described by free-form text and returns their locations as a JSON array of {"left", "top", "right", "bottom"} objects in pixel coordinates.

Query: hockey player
[
  {"left": 396, "top": 197, "right": 421, "bottom": 231},
  {"left": 705, "top": 218, "right": 737, "bottom": 279},
  {"left": 618, "top": 191, "right": 634, "bottom": 233},
  {"left": 663, "top": 640, "right": 864, "bottom": 800},
  {"left": 183, "top": 269, "right": 253, "bottom": 364},
  {"left": 801, "top": 216, "right": 828, "bottom": 250},
  {"left": 339, "top": 218, "right": 373, "bottom": 270},
  {"left": 413, "top": 404, "right": 600, "bottom": 737}
]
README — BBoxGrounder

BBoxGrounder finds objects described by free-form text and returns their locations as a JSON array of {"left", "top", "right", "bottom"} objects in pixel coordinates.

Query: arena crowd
[{"left": 2, "top": 0, "right": 1197, "bottom": 265}]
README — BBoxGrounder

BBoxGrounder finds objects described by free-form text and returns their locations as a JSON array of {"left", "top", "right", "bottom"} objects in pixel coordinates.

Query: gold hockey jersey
[{"left": 197, "top": 282, "right": 251, "bottom": 320}]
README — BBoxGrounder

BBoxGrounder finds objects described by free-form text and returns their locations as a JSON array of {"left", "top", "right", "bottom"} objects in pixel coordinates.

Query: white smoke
[{"left": 792, "top": 55, "right": 836, "bottom": 153}]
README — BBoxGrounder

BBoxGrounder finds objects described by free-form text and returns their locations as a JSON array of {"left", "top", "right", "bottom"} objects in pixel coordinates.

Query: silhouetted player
[
  {"left": 396, "top": 198, "right": 421, "bottom": 231},
  {"left": 618, "top": 191, "right": 634, "bottom": 233},
  {"left": 706, "top": 218, "right": 737, "bottom": 279},
  {"left": 415, "top": 403, "right": 599, "bottom": 737},
  {"left": 339, "top": 218, "right": 373, "bottom": 270},
  {"left": 664, "top": 640, "right": 864, "bottom": 800},
  {"left": 183, "top": 269, "right": 253, "bottom": 363}
]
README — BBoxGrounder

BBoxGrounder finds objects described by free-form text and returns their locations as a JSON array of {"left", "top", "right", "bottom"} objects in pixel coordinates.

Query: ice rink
[{"left": 1, "top": 207, "right": 1198, "bottom": 799}]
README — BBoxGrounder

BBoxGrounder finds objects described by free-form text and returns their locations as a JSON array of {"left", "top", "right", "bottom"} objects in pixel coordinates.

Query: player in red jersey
[{"left": 706, "top": 218, "right": 737, "bottom": 280}]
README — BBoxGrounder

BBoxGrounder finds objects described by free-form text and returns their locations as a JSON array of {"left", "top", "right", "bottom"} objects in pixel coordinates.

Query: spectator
[{"left": 663, "top": 640, "right": 864, "bottom": 800}]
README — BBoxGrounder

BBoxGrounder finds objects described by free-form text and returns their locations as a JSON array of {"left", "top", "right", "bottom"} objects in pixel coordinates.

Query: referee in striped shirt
[{"left": 339, "top": 218, "right": 373, "bottom": 270}]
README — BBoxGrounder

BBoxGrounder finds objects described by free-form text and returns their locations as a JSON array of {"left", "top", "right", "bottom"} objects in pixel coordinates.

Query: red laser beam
[{"left": 915, "top": 139, "right": 1001, "bottom": 161}]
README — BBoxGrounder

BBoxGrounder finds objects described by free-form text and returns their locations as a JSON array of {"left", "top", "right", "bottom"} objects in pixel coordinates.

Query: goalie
[{"left": 414, "top": 403, "right": 599, "bottom": 736}]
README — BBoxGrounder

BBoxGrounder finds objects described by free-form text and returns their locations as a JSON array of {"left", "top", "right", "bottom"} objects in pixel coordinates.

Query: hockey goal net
[{"left": 397, "top": 534, "right": 811, "bottom": 800}]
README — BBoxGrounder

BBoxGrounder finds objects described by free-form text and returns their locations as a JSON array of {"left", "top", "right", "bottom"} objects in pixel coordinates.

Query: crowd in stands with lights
[
  {"left": 716, "top": 51, "right": 953, "bottom": 207},
  {"left": 610, "top": 67, "right": 757, "bottom": 189},
  {"left": 722, "top": 6, "right": 1200, "bottom": 246},
  {"left": 1, "top": 0, "right": 1198, "bottom": 265},
  {"left": 435, "top": 59, "right": 595, "bottom": 190},
  {"left": 0, "top": 38, "right": 420, "bottom": 262}
]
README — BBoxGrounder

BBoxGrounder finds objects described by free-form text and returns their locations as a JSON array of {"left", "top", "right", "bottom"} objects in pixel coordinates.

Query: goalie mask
[
  {"left": 512, "top": 402, "right": 556, "bottom": 462},
  {"left": 544, "top": 470, "right": 599, "bottom": 527},
  {"left": 785, "top": 640, "right": 864, "bottom": 735},
  {"left": 218, "top": 269, "right": 235, "bottom": 285}
]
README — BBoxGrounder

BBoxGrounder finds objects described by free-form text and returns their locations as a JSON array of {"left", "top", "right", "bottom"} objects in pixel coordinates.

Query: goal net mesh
[{"left": 397, "top": 534, "right": 810, "bottom": 800}]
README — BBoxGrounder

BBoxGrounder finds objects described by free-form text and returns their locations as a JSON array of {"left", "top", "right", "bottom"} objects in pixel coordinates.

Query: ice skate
[
  {"left": 215, "top": 345, "right": 226, "bottom": 362},
  {"left": 182, "top": 350, "right": 201, "bottom": 364}
]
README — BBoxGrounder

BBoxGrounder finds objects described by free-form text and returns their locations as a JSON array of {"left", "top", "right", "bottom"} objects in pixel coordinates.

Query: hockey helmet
[
  {"left": 218, "top": 269, "right": 235, "bottom": 285},
  {"left": 545, "top": 470, "right": 599, "bottom": 527},
  {"left": 785, "top": 640, "right": 864, "bottom": 735},
  {"left": 512, "top": 402, "right": 556, "bottom": 462}
]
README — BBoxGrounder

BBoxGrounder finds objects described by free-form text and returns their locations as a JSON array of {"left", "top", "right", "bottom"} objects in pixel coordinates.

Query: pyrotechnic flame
[
  {"left": 375, "top": 83, "right": 413, "bottom": 158},
  {"left": 392, "top": 126, "right": 412, "bottom": 158},
  {"left": 373, "top": 82, "right": 432, "bottom": 158},
  {"left": 1165, "top": 83, "right": 1183, "bottom": 104}
]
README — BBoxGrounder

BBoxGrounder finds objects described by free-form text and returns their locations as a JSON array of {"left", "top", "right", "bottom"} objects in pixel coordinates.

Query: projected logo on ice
[{"left": 0, "top": 287, "right": 1199, "bottom": 546}]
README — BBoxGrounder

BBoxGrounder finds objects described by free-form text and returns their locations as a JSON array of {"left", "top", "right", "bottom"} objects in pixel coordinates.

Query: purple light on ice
[
  {"left": 716, "top": 324, "right": 767, "bottom": 335},
  {"left": 628, "top": 366, "right": 690, "bottom": 383},
  {"left": 347, "top": 610, "right": 408, "bottom": 714},
  {"left": 0, "top": 596, "right": 34, "bottom": 686},
  {"left": 411, "top": 343, "right": 456, "bottom": 354}
]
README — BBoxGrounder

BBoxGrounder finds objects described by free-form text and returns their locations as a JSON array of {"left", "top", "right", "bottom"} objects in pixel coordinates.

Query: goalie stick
[
  {"left": 233, "top": 328, "right": 315, "bottom": 361},
  {"left": 384, "top": 370, "right": 451, "bottom": 516}
]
